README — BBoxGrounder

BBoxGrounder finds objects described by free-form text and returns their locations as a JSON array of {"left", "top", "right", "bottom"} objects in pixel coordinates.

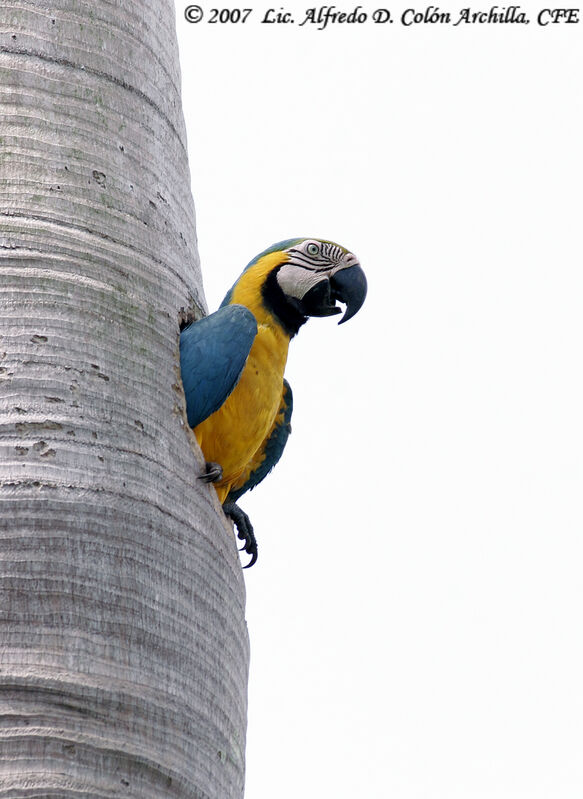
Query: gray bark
[{"left": 0, "top": 1, "right": 248, "bottom": 796}]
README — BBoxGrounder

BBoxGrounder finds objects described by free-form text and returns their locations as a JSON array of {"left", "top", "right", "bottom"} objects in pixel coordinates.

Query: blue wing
[
  {"left": 226, "top": 379, "right": 293, "bottom": 503},
  {"left": 180, "top": 304, "right": 257, "bottom": 429}
]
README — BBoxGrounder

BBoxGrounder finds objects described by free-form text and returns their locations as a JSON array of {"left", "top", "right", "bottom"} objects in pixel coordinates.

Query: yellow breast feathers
[{"left": 194, "top": 251, "right": 291, "bottom": 503}]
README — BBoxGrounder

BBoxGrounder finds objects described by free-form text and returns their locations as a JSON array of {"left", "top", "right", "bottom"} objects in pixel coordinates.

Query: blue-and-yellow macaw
[{"left": 180, "top": 237, "right": 367, "bottom": 566}]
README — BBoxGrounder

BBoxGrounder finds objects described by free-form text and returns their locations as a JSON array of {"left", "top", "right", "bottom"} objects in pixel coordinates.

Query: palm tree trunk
[{"left": 0, "top": 1, "right": 248, "bottom": 796}]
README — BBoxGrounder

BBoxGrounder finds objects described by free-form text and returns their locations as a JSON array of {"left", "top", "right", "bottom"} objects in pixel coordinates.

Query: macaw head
[
  {"left": 272, "top": 238, "right": 367, "bottom": 325},
  {"left": 224, "top": 237, "right": 367, "bottom": 337}
]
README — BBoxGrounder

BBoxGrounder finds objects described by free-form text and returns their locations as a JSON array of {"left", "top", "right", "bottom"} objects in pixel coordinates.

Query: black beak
[
  {"left": 295, "top": 263, "right": 367, "bottom": 324},
  {"left": 330, "top": 263, "right": 367, "bottom": 324}
]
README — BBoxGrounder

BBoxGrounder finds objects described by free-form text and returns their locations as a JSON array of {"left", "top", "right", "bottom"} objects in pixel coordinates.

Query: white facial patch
[{"left": 276, "top": 263, "right": 328, "bottom": 300}]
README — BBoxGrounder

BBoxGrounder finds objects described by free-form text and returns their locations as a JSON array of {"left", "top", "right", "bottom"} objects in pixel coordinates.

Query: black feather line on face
[
  {"left": 262, "top": 267, "right": 308, "bottom": 338},
  {"left": 286, "top": 248, "right": 334, "bottom": 270}
]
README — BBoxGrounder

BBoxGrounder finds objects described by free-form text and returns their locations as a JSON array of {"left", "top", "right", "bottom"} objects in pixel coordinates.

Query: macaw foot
[
  {"left": 199, "top": 461, "right": 223, "bottom": 483},
  {"left": 222, "top": 501, "right": 258, "bottom": 568},
  {"left": 178, "top": 306, "right": 199, "bottom": 331}
]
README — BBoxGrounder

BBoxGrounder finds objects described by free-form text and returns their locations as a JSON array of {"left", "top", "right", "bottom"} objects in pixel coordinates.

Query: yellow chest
[{"left": 194, "top": 322, "right": 289, "bottom": 501}]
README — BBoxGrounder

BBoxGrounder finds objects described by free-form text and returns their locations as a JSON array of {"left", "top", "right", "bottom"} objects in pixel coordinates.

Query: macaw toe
[
  {"left": 222, "top": 501, "right": 258, "bottom": 568},
  {"left": 199, "top": 461, "right": 223, "bottom": 483}
]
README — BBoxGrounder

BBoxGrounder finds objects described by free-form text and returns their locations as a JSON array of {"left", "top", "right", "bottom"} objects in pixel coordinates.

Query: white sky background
[{"left": 175, "top": 4, "right": 582, "bottom": 797}]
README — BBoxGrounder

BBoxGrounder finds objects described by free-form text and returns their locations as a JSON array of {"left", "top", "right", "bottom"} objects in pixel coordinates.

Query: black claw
[
  {"left": 222, "top": 501, "right": 258, "bottom": 568},
  {"left": 178, "top": 307, "right": 198, "bottom": 331},
  {"left": 199, "top": 461, "right": 223, "bottom": 483}
]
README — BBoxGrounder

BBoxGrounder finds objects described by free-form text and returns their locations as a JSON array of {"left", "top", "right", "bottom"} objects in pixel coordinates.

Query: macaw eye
[{"left": 306, "top": 242, "right": 320, "bottom": 257}]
